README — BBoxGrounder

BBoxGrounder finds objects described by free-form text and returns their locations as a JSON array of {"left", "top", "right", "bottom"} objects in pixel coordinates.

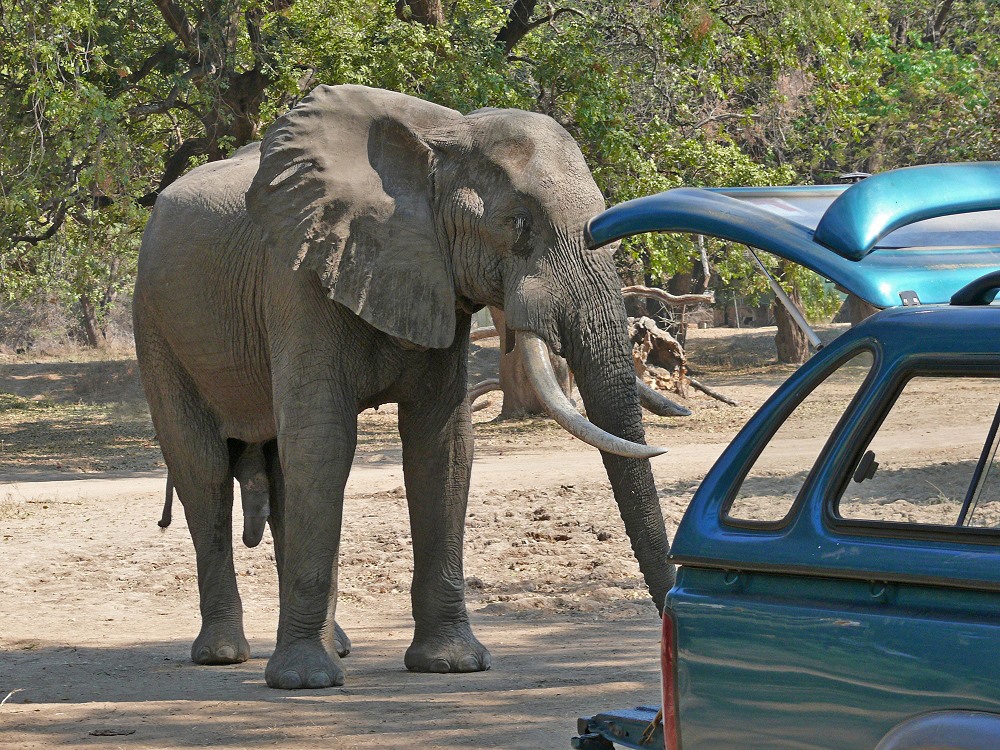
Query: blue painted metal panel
[
  {"left": 670, "top": 304, "right": 1000, "bottom": 589},
  {"left": 813, "top": 162, "right": 1000, "bottom": 258},
  {"left": 585, "top": 168, "right": 1000, "bottom": 307},
  {"left": 712, "top": 185, "right": 1000, "bottom": 250},
  {"left": 875, "top": 711, "right": 1000, "bottom": 750},
  {"left": 667, "top": 567, "right": 1000, "bottom": 750}
]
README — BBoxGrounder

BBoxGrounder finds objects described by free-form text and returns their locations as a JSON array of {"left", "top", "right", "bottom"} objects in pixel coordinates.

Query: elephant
[{"left": 133, "top": 84, "right": 676, "bottom": 690}]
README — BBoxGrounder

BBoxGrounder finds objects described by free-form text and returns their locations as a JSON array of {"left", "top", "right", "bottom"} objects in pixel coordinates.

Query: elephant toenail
[
  {"left": 428, "top": 658, "right": 451, "bottom": 673},
  {"left": 278, "top": 670, "right": 304, "bottom": 689},
  {"left": 217, "top": 646, "right": 236, "bottom": 661},
  {"left": 458, "top": 656, "right": 480, "bottom": 671},
  {"left": 307, "top": 671, "right": 331, "bottom": 688}
]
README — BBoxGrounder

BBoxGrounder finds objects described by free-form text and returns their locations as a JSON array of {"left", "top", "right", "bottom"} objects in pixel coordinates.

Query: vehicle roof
[
  {"left": 586, "top": 163, "right": 1000, "bottom": 308},
  {"left": 670, "top": 304, "right": 1000, "bottom": 590}
]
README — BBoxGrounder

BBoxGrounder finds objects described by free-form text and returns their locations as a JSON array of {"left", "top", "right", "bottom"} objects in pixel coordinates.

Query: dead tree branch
[
  {"left": 689, "top": 377, "right": 738, "bottom": 406},
  {"left": 471, "top": 326, "right": 499, "bottom": 342},
  {"left": 622, "top": 285, "right": 715, "bottom": 307}
]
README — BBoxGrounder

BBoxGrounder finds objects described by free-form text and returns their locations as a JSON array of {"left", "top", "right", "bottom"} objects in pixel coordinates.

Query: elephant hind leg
[{"left": 136, "top": 328, "right": 250, "bottom": 665}]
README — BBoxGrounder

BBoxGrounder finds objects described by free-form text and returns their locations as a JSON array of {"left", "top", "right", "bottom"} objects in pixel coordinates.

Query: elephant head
[{"left": 246, "top": 85, "right": 674, "bottom": 608}]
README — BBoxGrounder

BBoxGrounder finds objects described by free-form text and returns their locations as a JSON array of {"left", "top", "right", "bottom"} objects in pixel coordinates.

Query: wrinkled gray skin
[
  {"left": 134, "top": 85, "right": 673, "bottom": 690},
  {"left": 232, "top": 443, "right": 270, "bottom": 548}
]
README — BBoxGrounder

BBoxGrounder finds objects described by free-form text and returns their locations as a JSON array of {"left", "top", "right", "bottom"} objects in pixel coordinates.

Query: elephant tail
[{"left": 158, "top": 472, "right": 174, "bottom": 529}]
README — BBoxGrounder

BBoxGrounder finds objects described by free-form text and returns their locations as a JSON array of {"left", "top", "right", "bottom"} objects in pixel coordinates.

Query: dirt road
[
  {"left": 0, "top": 327, "right": 816, "bottom": 749},
  {"left": 0, "top": 415, "right": 744, "bottom": 749}
]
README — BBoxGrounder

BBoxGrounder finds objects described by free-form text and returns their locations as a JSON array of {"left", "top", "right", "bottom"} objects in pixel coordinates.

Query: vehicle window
[
  {"left": 726, "top": 350, "right": 873, "bottom": 524},
  {"left": 838, "top": 376, "right": 1000, "bottom": 529}
]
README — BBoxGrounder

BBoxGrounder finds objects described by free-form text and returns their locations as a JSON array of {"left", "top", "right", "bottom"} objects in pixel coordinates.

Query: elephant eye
[{"left": 510, "top": 212, "right": 532, "bottom": 254}]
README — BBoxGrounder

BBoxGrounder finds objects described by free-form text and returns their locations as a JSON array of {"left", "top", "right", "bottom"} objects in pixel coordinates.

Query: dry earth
[{"left": 3, "top": 324, "right": 989, "bottom": 749}]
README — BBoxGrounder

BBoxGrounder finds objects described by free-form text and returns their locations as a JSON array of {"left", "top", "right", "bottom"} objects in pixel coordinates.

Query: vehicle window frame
[
  {"left": 720, "top": 343, "right": 879, "bottom": 532},
  {"left": 825, "top": 356, "right": 1000, "bottom": 544}
]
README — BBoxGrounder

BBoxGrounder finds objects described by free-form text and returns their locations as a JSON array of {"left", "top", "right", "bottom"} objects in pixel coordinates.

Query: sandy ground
[
  {"left": 2, "top": 324, "right": 994, "bottom": 749},
  {"left": 0, "top": 430, "right": 724, "bottom": 749}
]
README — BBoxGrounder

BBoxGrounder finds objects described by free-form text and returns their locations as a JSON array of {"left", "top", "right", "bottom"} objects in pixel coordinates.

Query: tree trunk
[
  {"left": 772, "top": 282, "right": 809, "bottom": 364},
  {"left": 395, "top": 0, "right": 444, "bottom": 26},
  {"left": 490, "top": 306, "right": 571, "bottom": 419},
  {"left": 495, "top": 0, "right": 537, "bottom": 53},
  {"left": 79, "top": 294, "right": 104, "bottom": 348},
  {"left": 847, "top": 294, "right": 879, "bottom": 326}
]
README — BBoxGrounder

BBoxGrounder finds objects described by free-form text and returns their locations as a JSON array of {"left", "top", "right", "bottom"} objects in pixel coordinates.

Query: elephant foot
[
  {"left": 404, "top": 622, "right": 492, "bottom": 673},
  {"left": 334, "top": 621, "right": 351, "bottom": 658},
  {"left": 192, "top": 622, "right": 251, "bottom": 665},
  {"left": 265, "top": 639, "right": 345, "bottom": 689}
]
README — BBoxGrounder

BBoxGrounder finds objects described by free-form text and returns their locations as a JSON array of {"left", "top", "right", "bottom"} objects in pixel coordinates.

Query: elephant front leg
[
  {"left": 264, "top": 407, "right": 356, "bottom": 689},
  {"left": 263, "top": 439, "right": 351, "bottom": 659},
  {"left": 398, "top": 396, "right": 491, "bottom": 673}
]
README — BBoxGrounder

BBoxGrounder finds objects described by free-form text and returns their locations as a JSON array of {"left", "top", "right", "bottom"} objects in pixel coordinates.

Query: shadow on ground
[{"left": 0, "top": 616, "right": 661, "bottom": 749}]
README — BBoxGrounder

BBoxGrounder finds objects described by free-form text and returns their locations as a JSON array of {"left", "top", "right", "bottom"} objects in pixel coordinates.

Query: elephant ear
[{"left": 247, "top": 84, "right": 464, "bottom": 349}]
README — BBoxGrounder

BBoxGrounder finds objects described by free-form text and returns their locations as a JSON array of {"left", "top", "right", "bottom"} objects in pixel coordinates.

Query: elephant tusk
[
  {"left": 636, "top": 378, "right": 691, "bottom": 417},
  {"left": 518, "top": 332, "right": 667, "bottom": 459}
]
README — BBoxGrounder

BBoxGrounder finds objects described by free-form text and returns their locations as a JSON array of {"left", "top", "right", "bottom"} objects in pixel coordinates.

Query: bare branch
[
  {"left": 127, "top": 84, "right": 183, "bottom": 120},
  {"left": 527, "top": 5, "right": 587, "bottom": 34},
  {"left": 689, "top": 377, "right": 738, "bottom": 406},
  {"left": 125, "top": 44, "right": 180, "bottom": 88},
  {"left": 152, "top": 0, "right": 199, "bottom": 55},
  {"left": 925, "top": 0, "right": 955, "bottom": 44},
  {"left": 622, "top": 285, "right": 714, "bottom": 307},
  {"left": 470, "top": 326, "right": 499, "bottom": 342},
  {"left": 10, "top": 201, "right": 69, "bottom": 244},
  {"left": 693, "top": 111, "right": 760, "bottom": 130}
]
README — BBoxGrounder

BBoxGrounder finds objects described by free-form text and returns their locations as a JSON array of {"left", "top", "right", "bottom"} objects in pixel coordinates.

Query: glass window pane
[
  {"left": 838, "top": 377, "right": 1000, "bottom": 528},
  {"left": 965, "top": 425, "right": 1000, "bottom": 528},
  {"left": 726, "top": 351, "right": 873, "bottom": 524}
]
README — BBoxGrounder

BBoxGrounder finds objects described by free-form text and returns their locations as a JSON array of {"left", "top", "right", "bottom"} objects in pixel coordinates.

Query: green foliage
[{"left": 2, "top": 0, "right": 999, "bottom": 338}]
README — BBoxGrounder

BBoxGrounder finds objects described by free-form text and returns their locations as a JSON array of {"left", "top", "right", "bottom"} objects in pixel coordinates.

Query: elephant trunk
[
  {"left": 569, "top": 327, "right": 675, "bottom": 612},
  {"left": 504, "top": 241, "right": 674, "bottom": 609},
  {"left": 539, "top": 265, "right": 675, "bottom": 610}
]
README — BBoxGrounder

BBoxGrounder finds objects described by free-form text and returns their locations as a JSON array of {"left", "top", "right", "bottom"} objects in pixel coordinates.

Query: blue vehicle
[{"left": 574, "top": 164, "right": 1000, "bottom": 750}]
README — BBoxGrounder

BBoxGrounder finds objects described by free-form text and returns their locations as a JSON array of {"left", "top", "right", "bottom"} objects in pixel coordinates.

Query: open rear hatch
[{"left": 586, "top": 162, "right": 1000, "bottom": 307}]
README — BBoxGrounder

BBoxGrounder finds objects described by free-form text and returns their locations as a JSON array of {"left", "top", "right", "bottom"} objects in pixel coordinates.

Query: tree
[
  {"left": 3, "top": 0, "right": 1000, "bottom": 350},
  {"left": 0, "top": 0, "right": 301, "bottom": 340}
]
